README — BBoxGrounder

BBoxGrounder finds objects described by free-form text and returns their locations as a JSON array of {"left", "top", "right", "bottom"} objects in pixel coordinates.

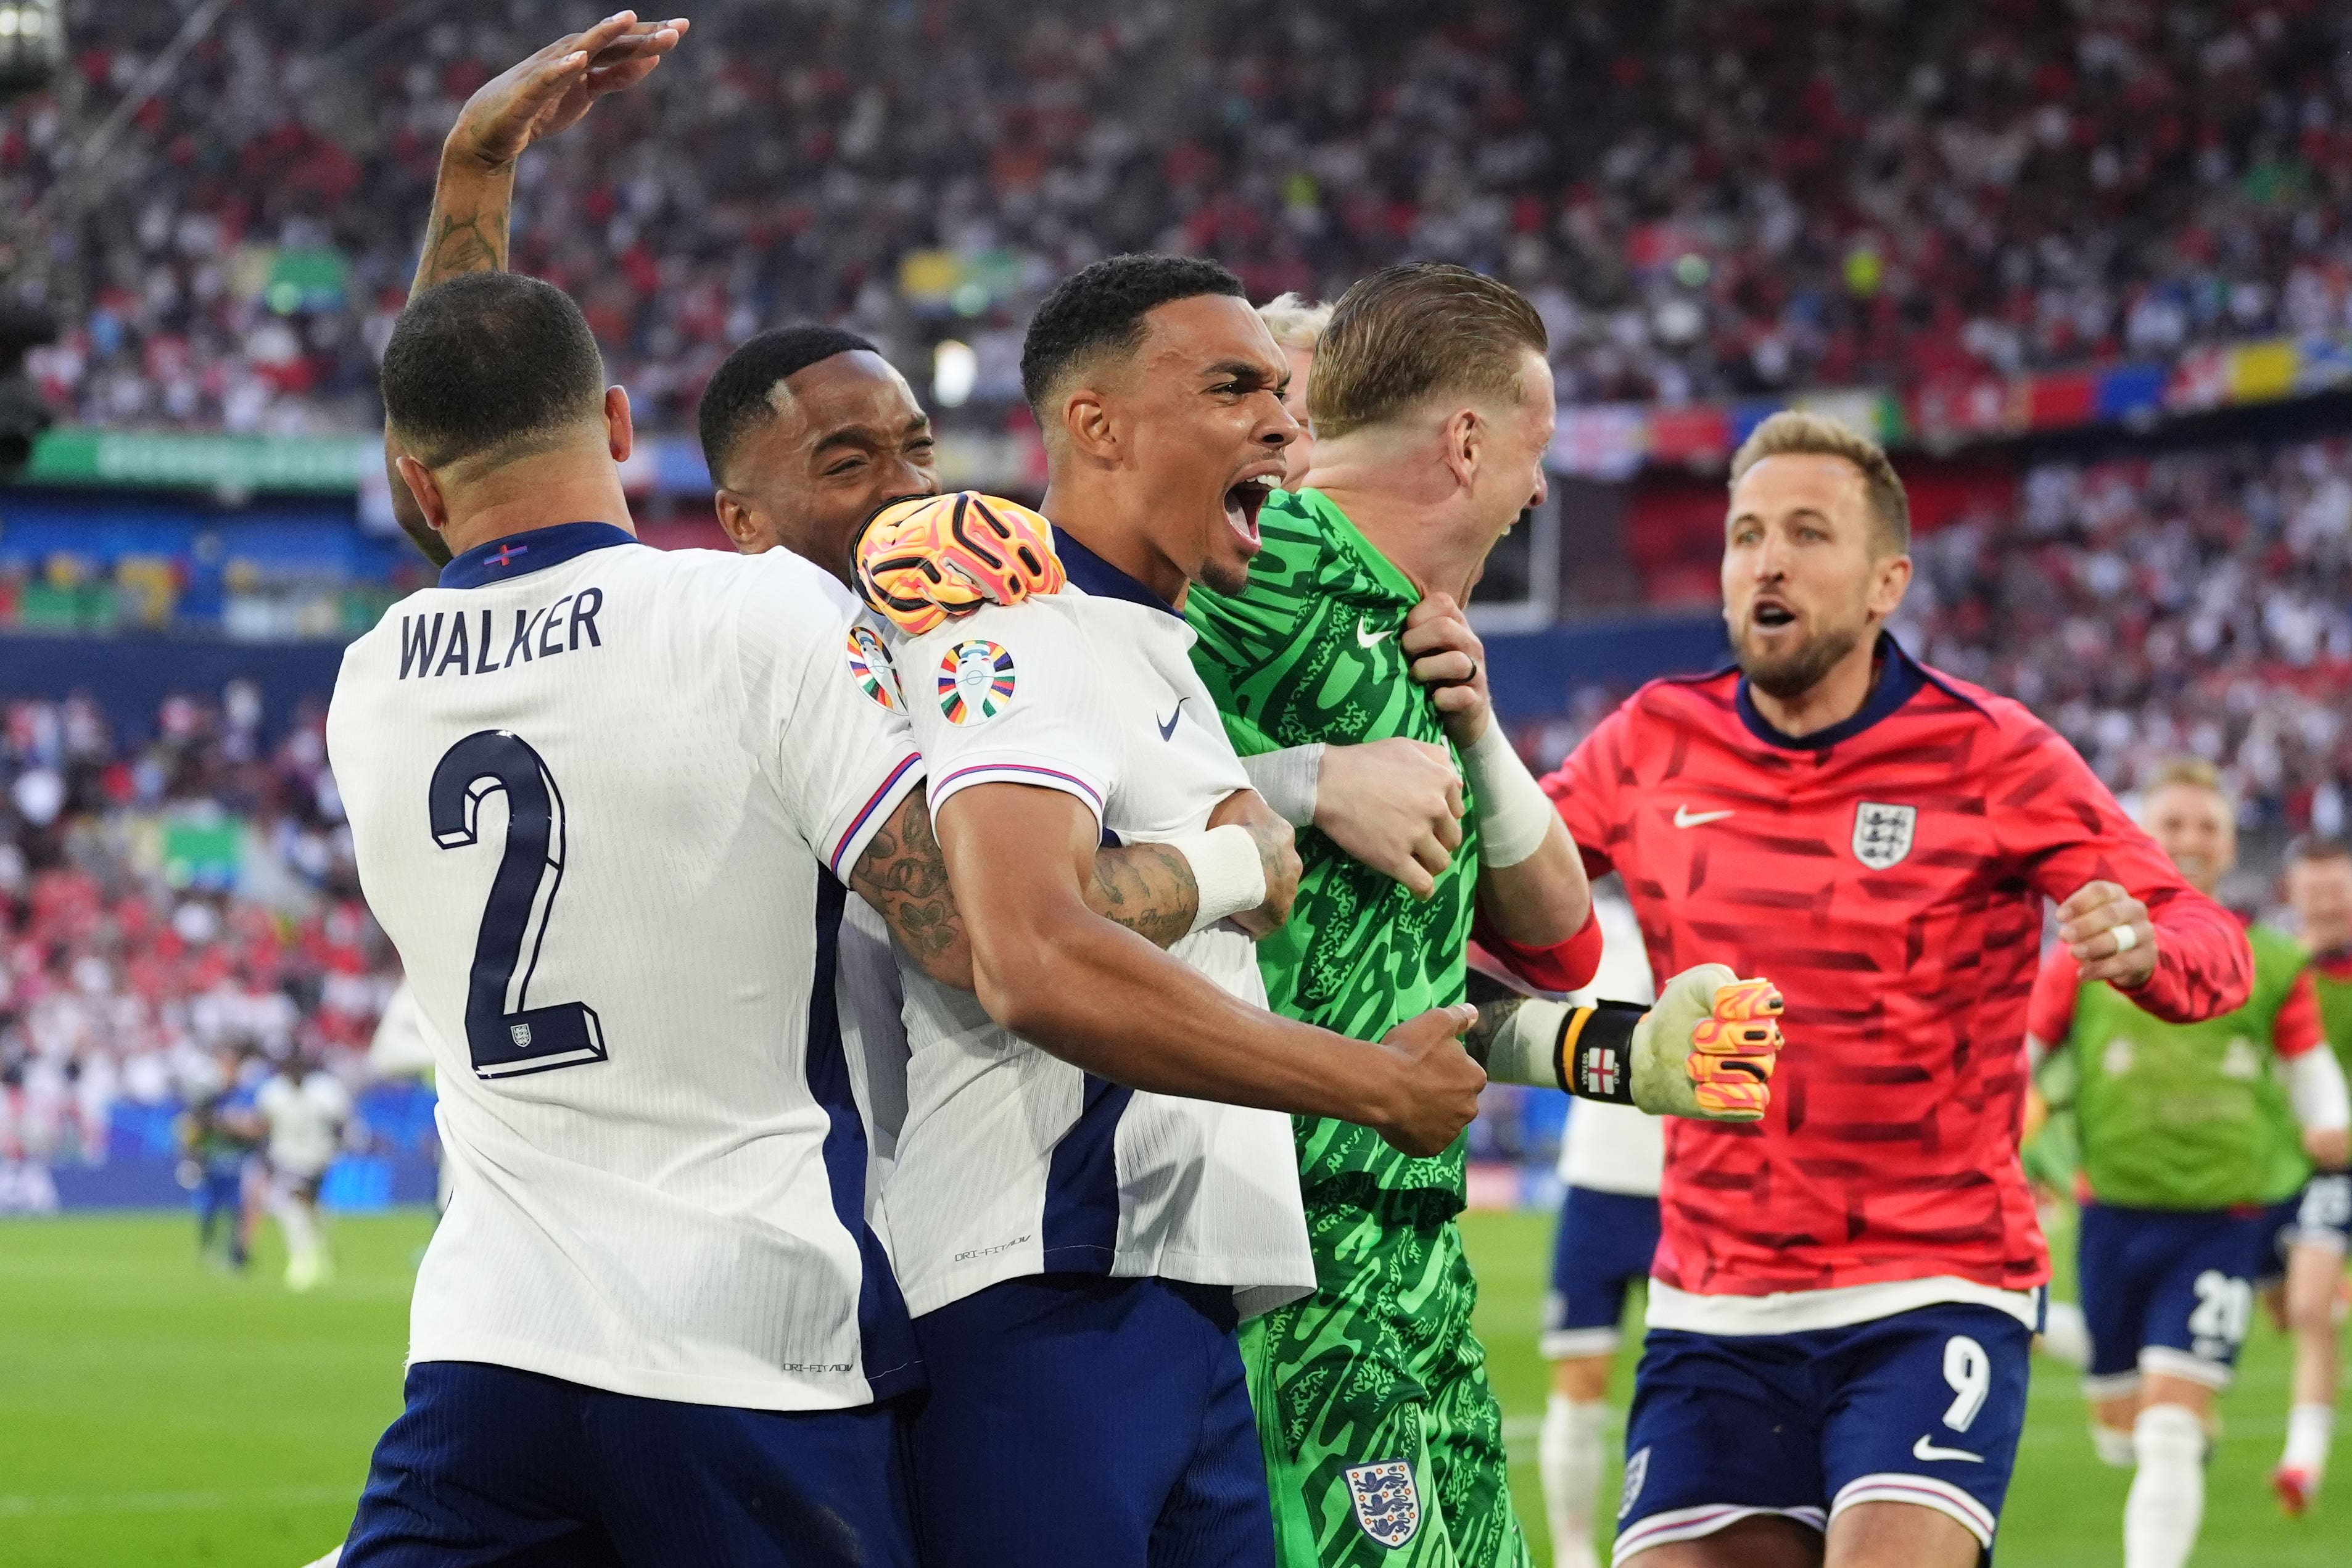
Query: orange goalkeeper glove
[
  {"left": 1631, "top": 965, "right": 1784, "bottom": 1122},
  {"left": 853, "top": 490, "right": 1065, "bottom": 635}
]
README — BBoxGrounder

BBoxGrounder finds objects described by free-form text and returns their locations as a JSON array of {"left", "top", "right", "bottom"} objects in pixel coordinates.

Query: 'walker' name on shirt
[{"left": 398, "top": 589, "right": 606, "bottom": 680}]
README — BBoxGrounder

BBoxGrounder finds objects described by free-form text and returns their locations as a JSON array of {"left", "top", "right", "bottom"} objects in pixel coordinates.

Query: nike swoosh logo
[
  {"left": 1672, "top": 806, "right": 1735, "bottom": 828},
  {"left": 1356, "top": 617, "right": 1393, "bottom": 648},
  {"left": 1157, "top": 702, "right": 1184, "bottom": 741},
  {"left": 1912, "top": 1435, "right": 1983, "bottom": 1463}
]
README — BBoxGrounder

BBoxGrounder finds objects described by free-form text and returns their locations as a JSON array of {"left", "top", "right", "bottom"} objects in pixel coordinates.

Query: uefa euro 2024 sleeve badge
[
  {"left": 1852, "top": 801, "right": 1917, "bottom": 870},
  {"left": 938, "top": 639, "right": 1016, "bottom": 725},
  {"left": 1343, "top": 1459, "right": 1421, "bottom": 1547},
  {"left": 844, "top": 624, "right": 903, "bottom": 711}
]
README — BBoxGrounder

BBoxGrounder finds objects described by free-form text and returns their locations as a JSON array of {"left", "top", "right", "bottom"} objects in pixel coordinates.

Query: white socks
[
  {"left": 2282, "top": 1402, "right": 2334, "bottom": 1483},
  {"left": 1540, "top": 1395, "right": 1609, "bottom": 1568},
  {"left": 2090, "top": 1421, "right": 2137, "bottom": 1469},
  {"left": 2040, "top": 1300, "right": 2092, "bottom": 1369},
  {"left": 2123, "top": 1403, "right": 2205, "bottom": 1568},
  {"left": 278, "top": 1201, "right": 321, "bottom": 1288}
]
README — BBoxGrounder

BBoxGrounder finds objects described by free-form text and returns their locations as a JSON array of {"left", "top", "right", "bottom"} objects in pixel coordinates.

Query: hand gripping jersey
[
  {"left": 328, "top": 523, "right": 926, "bottom": 1411},
  {"left": 879, "top": 535, "right": 1314, "bottom": 1321},
  {"left": 1543, "top": 636, "right": 2252, "bottom": 1332},
  {"left": 2029, "top": 922, "right": 2322, "bottom": 1210},
  {"left": 1184, "top": 487, "right": 1485, "bottom": 1205}
]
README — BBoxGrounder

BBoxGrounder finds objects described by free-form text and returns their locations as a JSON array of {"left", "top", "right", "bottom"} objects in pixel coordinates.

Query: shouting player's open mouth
[
  {"left": 1223, "top": 466, "right": 1284, "bottom": 548},
  {"left": 1748, "top": 593, "right": 1799, "bottom": 635}
]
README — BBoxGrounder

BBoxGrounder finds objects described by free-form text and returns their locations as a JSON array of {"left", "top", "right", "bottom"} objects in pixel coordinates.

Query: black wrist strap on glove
[{"left": 1553, "top": 1000, "right": 1646, "bottom": 1104}]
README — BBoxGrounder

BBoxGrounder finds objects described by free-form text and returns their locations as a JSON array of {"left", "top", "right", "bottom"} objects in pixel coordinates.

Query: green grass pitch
[{"left": 0, "top": 1207, "right": 2342, "bottom": 1565}]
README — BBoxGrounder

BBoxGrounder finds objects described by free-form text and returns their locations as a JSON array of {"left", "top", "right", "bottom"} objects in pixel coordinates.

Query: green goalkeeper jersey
[
  {"left": 1185, "top": 487, "right": 1482, "bottom": 1206},
  {"left": 2066, "top": 921, "right": 2311, "bottom": 1210}
]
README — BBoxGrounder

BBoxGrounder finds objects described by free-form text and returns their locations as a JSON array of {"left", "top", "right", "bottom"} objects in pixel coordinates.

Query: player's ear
[
  {"left": 1440, "top": 405, "right": 1480, "bottom": 491},
  {"left": 394, "top": 453, "right": 450, "bottom": 537},
  {"left": 1060, "top": 387, "right": 1118, "bottom": 464},
  {"left": 712, "top": 489, "right": 765, "bottom": 555},
  {"left": 604, "top": 385, "right": 634, "bottom": 464},
  {"left": 1867, "top": 551, "right": 1913, "bottom": 619}
]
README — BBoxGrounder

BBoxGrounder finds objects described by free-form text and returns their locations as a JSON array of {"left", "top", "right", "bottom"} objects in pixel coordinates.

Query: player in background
[
  {"left": 176, "top": 1042, "right": 260, "bottom": 1271},
  {"left": 2272, "top": 833, "right": 2352, "bottom": 1511},
  {"left": 1533, "top": 888, "right": 1664, "bottom": 1568},
  {"left": 1541, "top": 411, "right": 2253, "bottom": 1568},
  {"left": 1258, "top": 293, "right": 1330, "bottom": 490},
  {"left": 255, "top": 1054, "right": 353, "bottom": 1292},
  {"left": 2024, "top": 759, "right": 2348, "bottom": 1566},
  {"left": 858, "top": 255, "right": 1493, "bottom": 1567},
  {"left": 329, "top": 268, "right": 1004, "bottom": 1567}
]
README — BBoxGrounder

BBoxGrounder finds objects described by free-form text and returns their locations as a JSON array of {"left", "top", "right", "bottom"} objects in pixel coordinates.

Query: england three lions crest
[
  {"left": 1852, "top": 802, "right": 1916, "bottom": 870},
  {"left": 1344, "top": 1459, "right": 1420, "bottom": 1547}
]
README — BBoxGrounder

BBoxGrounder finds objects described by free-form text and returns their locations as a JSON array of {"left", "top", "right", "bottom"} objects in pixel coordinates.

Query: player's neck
[
  {"left": 1744, "top": 635, "right": 1881, "bottom": 738},
  {"left": 1302, "top": 456, "right": 1482, "bottom": 603},
  {"left": 1038, "top": 480, "right": 1189, "bottom": 607},
  {"left": 436, "top": 455, "right": 638, "bottom": 561}
]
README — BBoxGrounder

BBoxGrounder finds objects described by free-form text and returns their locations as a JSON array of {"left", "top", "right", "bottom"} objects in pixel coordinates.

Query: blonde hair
[
  {"left": 2146, "top": 755, "right": 2231, "bottom": 806},
  {"left": 1256, "top": 293, "right": 1333, "bottom": 352},
  {"left": 1728, "top": 411, "right": 1910, "bottom": 556},
  {"left": 1310, "top": 265, "right": 1546, "bottom": 441}
]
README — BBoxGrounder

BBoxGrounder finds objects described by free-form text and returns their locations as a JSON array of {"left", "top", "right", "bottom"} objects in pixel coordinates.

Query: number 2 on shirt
[{"left": 429, "top": 730, "right": 609, "bottom": 1078}]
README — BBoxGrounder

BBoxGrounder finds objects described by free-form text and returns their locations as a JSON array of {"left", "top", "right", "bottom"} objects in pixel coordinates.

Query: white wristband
[
  {"left": 1238, "top": 745, "right": 1323, "bottom": 829},
  {"left": 1164, "top": 823, "right": 1268, "bottom": 934},
  {"left": 1461, "top": 722, "right": 1554, "bottom": 869}
]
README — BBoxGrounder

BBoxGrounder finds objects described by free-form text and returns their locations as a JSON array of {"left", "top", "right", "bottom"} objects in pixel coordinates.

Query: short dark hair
[
  {"left": 379, "top": 273, "right": 606, "bottom": 470},
  {"left": 698, "top": 326, "right": 880, "bottom": 487},
  {"left": 1020, "top": 254, "right": 1246, "bottom": 415},
  {"left": 1310, "top": 263, "right": 1547, "bottom": 442},
  {"left": 2289, "top": 833, "right": 2351, "bottom": 867}
]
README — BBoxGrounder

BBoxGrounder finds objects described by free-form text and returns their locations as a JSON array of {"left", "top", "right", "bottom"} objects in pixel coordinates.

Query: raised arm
[
  {"left": 936, "top": 782, "right": 1485, "bottom": 1155},
  {"left": 411, "top": 14, "right": 688, "bottom": 297}
]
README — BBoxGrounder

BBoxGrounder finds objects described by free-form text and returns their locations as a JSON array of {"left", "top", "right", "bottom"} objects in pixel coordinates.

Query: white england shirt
[
  {"left": 880, "top": 537, "right": 1315, "bottom": 1321},
  {"left": 1556, "top": 889, "right": 1664, "bottom": 1198},
  {"left": 257, "top": 1070, "right": 352, "bottom": 1178},
  {"left": 326, "top": 522, "right": 925, "bottom": 1411}
]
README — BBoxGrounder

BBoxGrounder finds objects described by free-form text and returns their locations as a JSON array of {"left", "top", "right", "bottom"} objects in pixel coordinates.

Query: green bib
[{"left": 2069, "top": 922, "right": 2310, "bottom": 1210}]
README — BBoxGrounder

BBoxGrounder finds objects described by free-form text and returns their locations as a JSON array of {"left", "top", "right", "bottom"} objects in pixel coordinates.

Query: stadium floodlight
[{"left": 0, "top": 0, "right": 65, "bottom": 102}]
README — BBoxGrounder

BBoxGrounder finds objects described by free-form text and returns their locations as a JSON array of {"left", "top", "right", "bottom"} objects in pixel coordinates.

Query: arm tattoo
[
  {"left": 850, "top": 793, "right": 967, "bottom": 979},
  {"left": 1462, "top": 997, "right": 1525, "bottom": 1069},
  {"left": 1089, "top": 843, "right": 1197, "bottom": 952},
  {"left": 418, "top": 210, "right": 507, "bottom": 292}
]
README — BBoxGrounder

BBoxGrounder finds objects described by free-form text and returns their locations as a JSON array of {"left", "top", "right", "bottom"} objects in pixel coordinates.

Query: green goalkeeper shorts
[{"left": 1244, "top": 1200, "right": 1530, "bottom": 1568}]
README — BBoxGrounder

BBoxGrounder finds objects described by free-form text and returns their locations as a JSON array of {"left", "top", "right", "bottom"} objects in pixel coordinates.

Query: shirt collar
[
  {"left": 1292, "top": 487, "right": 1419, "bottom": 601},
  {"left": 1734, "top": 630, "right": 1928, "bottom": 751},
  {"left": 1057, "top": 530, "right": 1180, "bottom": 617},
  {"left": 439, "top": 521, "right": 640, "bottom": 590}
]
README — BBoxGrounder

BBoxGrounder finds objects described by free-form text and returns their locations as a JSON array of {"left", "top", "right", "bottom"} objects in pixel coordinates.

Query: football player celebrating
[
  {"left": 330, "top": 271, "right": 976, "bottom": 1567},
  {"left": 2024, "top": 759, "right": 2348, "bottom": 1567},
  {"left": 1537, "top": 412, "right": 2253, "bottom": 1568},
  {"left": 867, "top": 255, "right": 1491, "bottom": 1567}
]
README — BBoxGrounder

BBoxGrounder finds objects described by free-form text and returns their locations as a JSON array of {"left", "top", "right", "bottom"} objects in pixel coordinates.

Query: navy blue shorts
[
  {"left": 340, "top": 1361, "right": 916, "bottom": 1567},
  {"left": 907, "top": 1273, "right": 1269, "bottom": 1568},
  {"left": 1543, "top": 1186, "right": 1661, "bottom": 1358},
  {"left": 2078, "top": 1200, "right": 2266, "bottom": 1397},
  {"left": 1614, "top": 1303, "right": 2031, "bottom": 1564},
  {"left": 2257, "top": 1176, "right": 2352, "bottom": 1281}
]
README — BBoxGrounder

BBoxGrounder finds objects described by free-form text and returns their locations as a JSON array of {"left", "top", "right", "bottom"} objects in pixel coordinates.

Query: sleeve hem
[
  {"left": 824, "top": 753, "right": 925, "bottom": 880},
  {"left": 928, "top": 753, "right": 1108, "bottom": 835}
]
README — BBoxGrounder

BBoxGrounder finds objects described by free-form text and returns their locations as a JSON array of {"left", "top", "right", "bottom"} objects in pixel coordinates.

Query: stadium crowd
[
  {"left": 0, "top": 683, "right": 395, "bottom": 1166},
  {"left": 15, "top": 0, "right": 2352, "bottom": 434}
]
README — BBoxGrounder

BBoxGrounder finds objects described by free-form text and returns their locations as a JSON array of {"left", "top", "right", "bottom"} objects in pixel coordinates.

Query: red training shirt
[{"left": 1543, "top": 637, "right": 2251, "bottom": 1321}]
